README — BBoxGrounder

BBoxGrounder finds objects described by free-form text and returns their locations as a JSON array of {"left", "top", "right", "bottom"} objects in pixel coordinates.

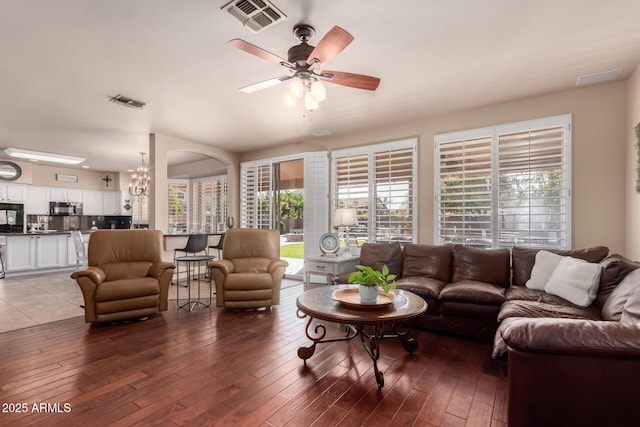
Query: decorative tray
[{"left": 332, "top": 288, "right": 396, "bottom": 309}]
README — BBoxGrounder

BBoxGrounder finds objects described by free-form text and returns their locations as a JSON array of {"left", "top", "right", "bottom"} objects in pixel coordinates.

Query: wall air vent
[
  {"left": 222, "top": 0, "right": 287, "bottom": 33},
  {"left": 108, "top": 94, "right": 146, "bottom": 109}
]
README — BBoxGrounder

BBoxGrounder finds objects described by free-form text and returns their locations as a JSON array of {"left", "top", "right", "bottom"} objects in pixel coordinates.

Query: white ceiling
[{"left": 1, "top": 0, "right": 640, "bottom": 173}]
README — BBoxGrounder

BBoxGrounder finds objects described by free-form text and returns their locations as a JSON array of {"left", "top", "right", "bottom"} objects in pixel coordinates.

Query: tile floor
[
  {"left": 0, "top": 269, "right": 305, "bottom": 334},
  {"left": 0, "top": 270, "right": 84, "bottom": 333}
]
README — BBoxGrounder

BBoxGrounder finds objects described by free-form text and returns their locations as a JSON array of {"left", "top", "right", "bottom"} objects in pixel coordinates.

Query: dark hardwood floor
[{"left": 0, "top": 283, "right": 507, "bottom": 426}]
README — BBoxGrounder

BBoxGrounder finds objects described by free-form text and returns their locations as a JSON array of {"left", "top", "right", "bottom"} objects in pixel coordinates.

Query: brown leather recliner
[
  {"left": 71, "top": 229, "right": 176, "bottom": 323},
  {"left": 208, "top": 228, "right": 288, "bottom": 309}
]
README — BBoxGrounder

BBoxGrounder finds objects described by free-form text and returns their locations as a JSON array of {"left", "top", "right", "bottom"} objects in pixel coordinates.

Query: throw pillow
[
  {"left": 621, "top": 289, "right": 640, "bottom": 325},
  {"left": 602, "top": 268, "right": 640, "bottom": 321},
  {"left": 525, "top": 250, "right": 564, "bottom": 291},
  {"left": 544, "top": 256, "right": 602, "bottom": 307}
]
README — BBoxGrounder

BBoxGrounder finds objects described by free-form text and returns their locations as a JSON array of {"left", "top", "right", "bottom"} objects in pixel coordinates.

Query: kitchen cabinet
[
  {"left": 5, "top": 235, "right": 35, "bottom": 271},
  {"left": 0, "top": 184, "right": 27, "bottom": 202},
  {"left": 82, "top": 190, "right": 103, "bottom": 215},
  {"left": 25, "top": 186, "right": 50, "bottom": 215},
  {"left": 35, "top": 235, "right": 64, "bottom": 269},
  {"left": 102, "top": 191, "right": 132, "bottom": 216},
  {"left": 49, "top": 188, "right": 83, "bottom": 203},
  {"left": 103, "top": 191, "right": 119, "bottom": 215},
  {"left": 5, "top": 234, "right": 70, "bottom": 273}
]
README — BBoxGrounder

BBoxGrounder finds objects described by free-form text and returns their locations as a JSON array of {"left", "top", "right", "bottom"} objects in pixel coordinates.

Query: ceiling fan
[{"left": 229, "top": 24, "right": 381, "bottom": 109}]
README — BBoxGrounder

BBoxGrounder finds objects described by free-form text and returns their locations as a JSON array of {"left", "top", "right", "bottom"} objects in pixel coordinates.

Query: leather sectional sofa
[{"left": 337, "top": 242, "right": 640, "bottom": 427}]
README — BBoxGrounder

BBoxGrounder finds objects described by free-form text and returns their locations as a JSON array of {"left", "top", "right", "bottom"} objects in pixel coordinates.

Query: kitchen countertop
[{"left": 0, "top": 231, "right": 93, "bottom": 236}]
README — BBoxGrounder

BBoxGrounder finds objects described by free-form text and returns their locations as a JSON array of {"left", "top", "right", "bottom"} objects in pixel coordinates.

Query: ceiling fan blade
[
  {"left": 239, "top": 76, "right": 291, "bottom": 93},
  {"left": 319, "top": 71, "right": 381, "bottom": 91},
  {"left": 229, "top": 39, "right": 294, "bottom": 69},
  {"left": 306, "top": 26, "right": 354, "bottom": 68}
]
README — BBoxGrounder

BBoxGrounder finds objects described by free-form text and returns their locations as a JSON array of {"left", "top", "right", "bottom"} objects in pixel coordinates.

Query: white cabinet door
[
  {"left": 0, "top": 184, "right": 27, "bottom": 202},
  {"left": 67, "top": 189, "right": 83, "bottom": 203},
  {"left": 5, "top": 235, "right": 36, "bottom": 272},
  {"left": 50, "top": 188, "right": 82, "bottom": 202},
  {"left": 103, "top": 192, "right": 119, "bottom": 215},
  {"left": 49, "top": 188, "right": 66, "bottom": 201},
  {"left": 82, "top": 190, "right": 103, "bottom": 215},
  {"left": 25, "top": 186, "right": 50, "bottom": 215},
  {"left": 35, "top": 235, "right": 63, "bottom": 269}
]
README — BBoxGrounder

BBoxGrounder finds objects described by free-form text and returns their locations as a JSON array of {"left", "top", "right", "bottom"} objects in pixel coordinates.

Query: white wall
[
  {"left": 148, "top": 133, "right": 239, "bottom": 233},
  {"left": 242, "top": 82, "right": 628, "bottom": 254}
]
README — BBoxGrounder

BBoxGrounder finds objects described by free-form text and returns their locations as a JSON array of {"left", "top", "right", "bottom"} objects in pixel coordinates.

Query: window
[
  {"left": 192, "top": 176, "right": 228, "bottom": 233},
  {"left": 168, "top": 180, "right": 189, "bottom": 233},
  {"left": 169, "top": 176, "right": 228, "bottom": 233},
  {"left": 240, "top": 163, "right": 272, "bottom": 229},
  {"left": 435, "top": 114, "right": 571, "bottom": 249},
  {"left": 132, "top": 195, "right": 149, "bottom": 226},
  {"left": 332, "top": 138, "right": 417, "bottom": 244}
]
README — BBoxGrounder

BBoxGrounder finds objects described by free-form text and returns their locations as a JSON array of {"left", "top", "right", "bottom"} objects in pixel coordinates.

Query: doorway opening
[{"left": 274, "top": 159, "right": 304, "bottom": 278}]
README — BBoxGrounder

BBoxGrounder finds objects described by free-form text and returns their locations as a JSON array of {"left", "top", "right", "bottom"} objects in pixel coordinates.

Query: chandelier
[
  {"left": 129, "top": 152, "right": 150, "bottom": 196},
  {"left": 283, "top": 71, "right": 326, "bottom": 111}
]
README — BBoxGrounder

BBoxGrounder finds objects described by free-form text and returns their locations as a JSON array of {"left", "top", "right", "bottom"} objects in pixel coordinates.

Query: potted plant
[{"left": 348, "top": 264, "right": 397, "bottom": 304}]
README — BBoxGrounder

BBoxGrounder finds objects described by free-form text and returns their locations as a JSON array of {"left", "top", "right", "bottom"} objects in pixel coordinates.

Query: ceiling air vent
[
  {"left": 576, "top": 69, "right": 623, "bottom": 86},
  {"left": 108, "top": 94, "right": 146, "bottom": 109},
  {"left": 222, "top": 0, "right": 287, "bottom": 33}
]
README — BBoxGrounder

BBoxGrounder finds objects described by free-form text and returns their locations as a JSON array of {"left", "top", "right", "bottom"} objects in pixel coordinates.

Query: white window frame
[
  {"left": 332, "top": 138, "right": 418, "bottom": 244},
  {"left": 434, "top": 114, "right": 572, "bottom": 249}
]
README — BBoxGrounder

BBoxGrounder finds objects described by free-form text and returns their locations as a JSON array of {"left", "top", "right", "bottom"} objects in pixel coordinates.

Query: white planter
[{"left": 359, "top": 285, "right": 379, "bottom": 304}]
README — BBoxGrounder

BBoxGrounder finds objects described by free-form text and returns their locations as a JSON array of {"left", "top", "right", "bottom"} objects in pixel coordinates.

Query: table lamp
[{"left": 334, "top": 208, "right": 358, "bottom": 256}]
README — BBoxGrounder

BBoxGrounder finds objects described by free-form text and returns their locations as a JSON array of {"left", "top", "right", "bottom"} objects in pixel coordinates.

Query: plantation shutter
[
  {"left": 436, "top": 134, "right": 493, "bottom": 247},
  {"left": 240, "top": 162, "right": 272, "bottom": 229},
  {"left": 435, "top": 114, "right": 571, "bottom": 249},
  {"left": 497, "top": 119, "right": 570, "bottom": 248},
  {"left": 374, "top": 145, "right": 416, "bottom": 242},
  {"left": 303, "top": 152, "right": 329, "bottom": 257},
  {"left": 335, "top": 150, "right": 370, "bottom": 239},
  {"left": 333, "top": 138, "right": 417, "bottom": 243},
  {"left": 192, "top": 176, "right": 227, "bottom": 233}
]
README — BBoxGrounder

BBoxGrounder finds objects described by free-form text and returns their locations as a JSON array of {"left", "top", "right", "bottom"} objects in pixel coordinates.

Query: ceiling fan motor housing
[{"left": 288, "top": 43, "right": 314, "bottom": 67}]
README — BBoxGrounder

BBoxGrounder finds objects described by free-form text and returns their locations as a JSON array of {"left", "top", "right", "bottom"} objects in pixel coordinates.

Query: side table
[
  {"left": 174, "top": 255, "right": 214, "bottom": 311},
  {"left": 304, "top": 255, "right": 359, "bottom": 285}
]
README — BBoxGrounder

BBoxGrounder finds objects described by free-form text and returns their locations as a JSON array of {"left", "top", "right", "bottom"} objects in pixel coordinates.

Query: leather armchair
[
  {"left": 71, "top": 229, "right": 176, "bottom": 323},
  {"left": 208, "top": 228, "right": 288, "bottom": 309}
]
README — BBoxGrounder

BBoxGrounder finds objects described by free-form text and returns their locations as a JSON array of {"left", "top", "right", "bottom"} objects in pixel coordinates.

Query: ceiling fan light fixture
[
  {"left": 288, "top": 76, "right": 304, "bottom": 98},
  {"left": 310, "top": 80, "right": 326, "bottom": 102},
  {"left": 283, "top": 90, "right": 297, "bottom": 106},
  {"left": 304, "top": 91, "right": 319, "bottom": 111}
]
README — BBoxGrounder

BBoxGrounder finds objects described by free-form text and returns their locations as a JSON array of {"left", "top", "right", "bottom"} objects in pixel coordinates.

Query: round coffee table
[{"left": 296, "top": 285, "right": 427, "bottom": 388}]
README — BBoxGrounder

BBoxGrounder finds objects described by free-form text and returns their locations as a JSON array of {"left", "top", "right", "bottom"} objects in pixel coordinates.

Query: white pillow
[
  {"left": 544, "top": 256, "right": 602, "bottom": 307},
  {"left": 621, "top": 289, "right": 640, "bottom": 325},
  {"left": 526, "top": 250, "right": 564, "bottom": 291},
  {"left": 601, "top": 268, "right": 640, "bottom": 321}
]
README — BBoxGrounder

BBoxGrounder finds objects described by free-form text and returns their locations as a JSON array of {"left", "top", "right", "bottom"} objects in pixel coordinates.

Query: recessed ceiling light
[
  {"left": 576, "top": 69, "right": 623, "bottom": 86},
  {"left": 4, "top": 148, "right": 85, "bottom": 165},
  {"left": 82, "top": 165, "right": 90, "bottom": 169},
  {"left": 311, "top": 129, "right": 333, "bottom": 137}
]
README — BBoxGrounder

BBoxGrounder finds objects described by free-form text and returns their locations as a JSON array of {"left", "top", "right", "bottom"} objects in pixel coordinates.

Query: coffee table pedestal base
[{"left": 296, "top": 311, "right": 418, "bottom": 388}]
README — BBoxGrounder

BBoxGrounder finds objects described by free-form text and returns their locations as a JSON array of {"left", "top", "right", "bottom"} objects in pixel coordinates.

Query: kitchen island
[{"left": 1, "top": 231, "right": 91, "bottom": 276}]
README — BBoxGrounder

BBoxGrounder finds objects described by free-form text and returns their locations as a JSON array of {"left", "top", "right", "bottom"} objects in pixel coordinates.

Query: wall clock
[{"left": 319, "top": 233, "right": 340, "bottom": 255}]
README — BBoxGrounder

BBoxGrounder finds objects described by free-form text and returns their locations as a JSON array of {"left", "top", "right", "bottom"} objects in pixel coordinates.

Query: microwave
[{"left": 50, "top": 201, "right": 82, "bottom": 216}]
